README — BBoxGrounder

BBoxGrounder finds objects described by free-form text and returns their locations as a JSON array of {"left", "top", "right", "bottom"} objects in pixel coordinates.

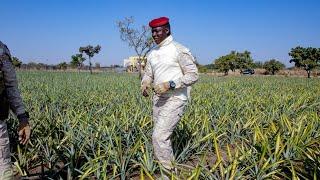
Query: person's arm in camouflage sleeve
[
  {"left": 1, "top": 54, "right": 29, "bottom": 123},
  {"left": 141, "top": 60, "right": 153, "bottom": 97},
  {"left": 173, "top": 52, "right": 198, "bottom": 89},
  {"left": 0, "top": 42, "right": 31, "bottom": 145}
]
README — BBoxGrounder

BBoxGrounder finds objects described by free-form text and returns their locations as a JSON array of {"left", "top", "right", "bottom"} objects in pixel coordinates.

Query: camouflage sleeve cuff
[{"left": 17, "top": 112, "right": 29, "bottom": 124}]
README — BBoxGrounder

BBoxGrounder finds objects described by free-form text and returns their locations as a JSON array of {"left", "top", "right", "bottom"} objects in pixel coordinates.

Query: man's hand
[
  {"left": 154, "top": 82, "right": 170, "bottom": 95},
  {"left": 18, "top": 122, "right": 31, "bottom": 145},
  {"left": 141, "top": 83, "right": 151, "bottom": 97}
]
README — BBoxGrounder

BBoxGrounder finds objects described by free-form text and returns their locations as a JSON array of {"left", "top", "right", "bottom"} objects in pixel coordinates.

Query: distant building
[{"left": 123, "top": 56, "right": 146, "bottom": 72}]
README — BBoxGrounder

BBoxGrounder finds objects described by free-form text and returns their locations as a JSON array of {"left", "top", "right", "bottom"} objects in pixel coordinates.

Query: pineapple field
[{"left": 8, "top": 71, "right": 320, "bottom": 179}]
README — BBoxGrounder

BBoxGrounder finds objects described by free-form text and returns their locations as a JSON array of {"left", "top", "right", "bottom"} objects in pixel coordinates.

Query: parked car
[{"left": 242, "top": 69, "right": 255, "bottom": 75}]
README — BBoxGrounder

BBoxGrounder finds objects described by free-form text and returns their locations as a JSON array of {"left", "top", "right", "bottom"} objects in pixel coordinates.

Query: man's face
[{"left": 151, "top": 26, "right": 169, "bottom": 44}]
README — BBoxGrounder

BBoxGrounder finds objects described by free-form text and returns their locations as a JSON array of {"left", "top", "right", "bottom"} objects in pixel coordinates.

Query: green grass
[{"left": 7, "top": 72, "right": 320, "bottom": 179}]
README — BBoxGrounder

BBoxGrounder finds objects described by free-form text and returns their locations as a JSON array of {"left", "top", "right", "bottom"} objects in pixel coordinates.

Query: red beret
[{"left": 149, "top": 17, "right": 169, "bottom": 28}]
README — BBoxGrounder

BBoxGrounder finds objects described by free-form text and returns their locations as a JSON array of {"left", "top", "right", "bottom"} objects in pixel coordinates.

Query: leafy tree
[
  {"left": 253, "top": 61, "right": 264, "bottom": 69},
  {"left": 204, "top": 64, "right": 215, "bottom": 70},
  {"left": 79, "top": 45, "right": 101, "bottom": 74},
  {"left": 27, "top": 62, "right": 46, "bottom": 70},
  {"left": 71, "top": 54, "right": 86, "bottom": 72},
  {"left": 229, "top": 51, "right": 237, "bottom": 72},
  {"left": 214, "top": 52, "right": 237, "bottom": 75},
  {"left": 197, "top": 63, "right": 216, "bottom": 73},
  {"left": 289, "top": 46, "right": 320, "bottom": 78},
  {"left": 213, "top": 50, "right": 254, "bottom": 75},
  {"left": 27, "top": 62, "right": 39, "bottom": 69},
  {"left": 235, "top": 50, "right": 254, "bottom": 72},
  {"left": 58, "top": 62, "right": 68, "bottom": 71},
  {"left": 12, "top": 57, "right": 22, "bottom": 68},
  {"left": 197, "top": 65, "right": 208, "bottom": 73},
  {"left": 263, "top": 59, "right": 285, "bottom": 75},
  {"left": 38, "top": 63, "right": 47, "bottom": 70},
  {"left": 117, "top": 16, "right": 155, "bottom": 79}
]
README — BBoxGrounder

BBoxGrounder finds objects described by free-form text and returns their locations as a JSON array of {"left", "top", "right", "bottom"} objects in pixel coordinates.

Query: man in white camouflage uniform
[{"left": 141, "top": 17, "right": 198, "bottom": 173}]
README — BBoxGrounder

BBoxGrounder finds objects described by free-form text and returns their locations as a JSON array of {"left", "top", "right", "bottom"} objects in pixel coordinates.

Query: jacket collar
[{"left": 158, "top": 35, "right": 173, "bottom": 47}]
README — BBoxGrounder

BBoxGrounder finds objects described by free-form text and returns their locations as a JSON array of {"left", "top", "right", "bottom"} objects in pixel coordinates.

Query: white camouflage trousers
[
  {"left": 0, "top": 121, "right": 13, "bottom": 179},
  {"left": 152, "top": 96, "right": 187, "bottom": 170}
]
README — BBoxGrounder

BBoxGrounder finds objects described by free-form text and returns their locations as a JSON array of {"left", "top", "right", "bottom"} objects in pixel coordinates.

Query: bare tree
[
  {"left": 117, "top": 16, "right": 155, "bottom": 79},
  {"left": 79, "top": 45, "right": 101, "bottom": 74}
]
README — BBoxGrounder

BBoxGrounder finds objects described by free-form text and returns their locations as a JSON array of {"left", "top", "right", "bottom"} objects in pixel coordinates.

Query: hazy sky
[{"left": 2, "top": 0, "right": 320, "bottom": 67}]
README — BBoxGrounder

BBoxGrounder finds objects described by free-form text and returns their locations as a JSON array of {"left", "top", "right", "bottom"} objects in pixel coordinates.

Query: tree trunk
[
  {"left": 307, "top": 70, "right": 311, "bottom": 78},
  {"left": 138, "top": 60, "right": 142, "bottom": 80},
  {"left": 89, "top": 57, "right": 92, "bottom": 74}
]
